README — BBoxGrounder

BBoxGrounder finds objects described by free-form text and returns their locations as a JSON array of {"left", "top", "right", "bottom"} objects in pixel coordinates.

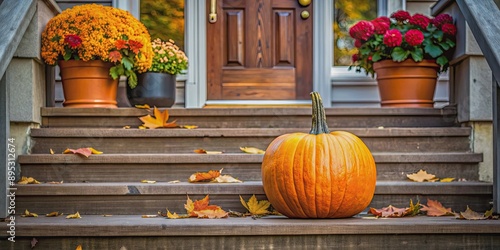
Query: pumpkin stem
[{"left": 309, "top": 92, "right": 330, "bottom": 134}]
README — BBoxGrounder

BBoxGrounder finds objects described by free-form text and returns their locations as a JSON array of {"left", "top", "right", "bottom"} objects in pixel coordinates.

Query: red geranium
[
  {"left": 64, "top": 35, "right": 82, "bottom": 49},
  {"left": 390, "top": 10, "right": 411, "bottom": 22},
  {"left": 349, "top": 20, "right": 375, "bottom": 41},
  {"left": 432, "top": 13, "right": 453, "bottom": 28},
  {"left": 405, "top": 29, "right": 424, "bottom": 46},
  {"left": 442, "top": 23, "right": 457, "bottom": 36},
  {"left": 409, "top": 14, "right": 431, "bottom": 29},
  {"left": 383, "top": 29, "right": 402, "bottom": 47},
  {"left": 372, "top": 18, "right": 390, "bottom": 35}
]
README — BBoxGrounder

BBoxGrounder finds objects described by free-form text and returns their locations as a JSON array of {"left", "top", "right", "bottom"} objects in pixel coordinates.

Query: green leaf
[
  {"left": 360, "top": 46, "right": 371, "bottom": 55},
  {"left": 446, "top": 38, "right": 456, "bottom": 47},
  {"left": 439, "top": 41, "right": 450, "bottom": 50},
  {"left": 391, "top": 47, "right": 410, "bottom": 62},
  {"left": 63, "top": 53, "right": 71, "bottom": 61},
  {"left": 433, "top": 30, "right": 444, "bottom": 39},
  {"left": 128, "top": 72, "right": 138, "bottom": 89},
  {"left": 410, "top": 48, "right": 424, "bottom": 62},
  {"left": 372, "top": 51, "right": 382, "bottom": 62},
  {"left": 122, "top": 57, "right": 134, "bottom": 70},
  {"left": 109, "top": 66, "right": 119, "bottom": 79},
  {"left": 424, "top": 43, "right": 443, "bottom": 58},
  {"left": 436, "top": 55, "right": 448, "bottom": 66}
]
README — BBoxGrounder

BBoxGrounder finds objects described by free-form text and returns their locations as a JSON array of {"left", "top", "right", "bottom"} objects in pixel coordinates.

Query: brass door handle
[{"left": 209, "top": 0, "right": 217, "bottom": 23}]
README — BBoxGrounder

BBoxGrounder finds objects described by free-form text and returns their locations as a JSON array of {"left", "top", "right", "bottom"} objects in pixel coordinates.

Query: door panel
[{"left": 207, "top": 0, "right": 313, "bottom": 100}]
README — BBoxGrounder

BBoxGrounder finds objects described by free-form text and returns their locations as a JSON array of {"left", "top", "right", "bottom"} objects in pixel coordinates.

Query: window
[{"left": 140, "top": 0, "right": 185, "bottom": 50}]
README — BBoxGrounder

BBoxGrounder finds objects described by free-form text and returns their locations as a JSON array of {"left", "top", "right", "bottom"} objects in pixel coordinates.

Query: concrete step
[
  {"left": 19, "top": 153, "right": 482, "bottom": 182},
  {"left": 40, "top": 107, "right": 459, "bottom": 128},
  {"left": 1, "top": 215, "right": 499, "bottom": 249},
  {"left": 13, "top": 181, "right": 492, "bottom": 215},
  {"left": 29, "top": 127, "right": 472, "bottom": 154}
]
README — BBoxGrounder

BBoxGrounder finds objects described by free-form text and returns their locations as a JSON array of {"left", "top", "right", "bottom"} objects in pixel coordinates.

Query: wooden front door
[{"left": 207, "top": 0, "right": 313, "bottom": 100}]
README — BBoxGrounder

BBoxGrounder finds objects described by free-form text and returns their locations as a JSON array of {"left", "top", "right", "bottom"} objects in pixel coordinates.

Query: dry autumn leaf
[
  {"left": 141, "top": 180, "right": 157, "bottom": 184},
  {"left": 240, "top": 195, "right": 271, "bottom": 216},
  {"left": 167, "top": 210, "right": 180, "bottom": 219},
  {"left": 457, "top": 206, "right": 487, "bottom": 220},
  {"left": 50, "top": 148, "right": 54, "bottom": 154},
  {"left": 368, "top": 205, "right": 409, "bottom": 218},
  {"left": 139, "top": 107, "right": 178, "bottom": 129},
  {"left": 181, "top": 195, "right": 227, "bottom": 219},
  {"left": 46, "top": 211, "right": 62, "bottom": 217},
  {"left": 194, "top": 208, "right": 228, "bottom": 219},
  {"left": 168, "top": 180, "right": 181, "bottom": 184},
  {"left": 135, "top": 104, "right": 151, "bottom": 109},
  {"left": 123, "top": 125, "right": 131, "bottom": 129},
  {"left": 408, "top": 199, "right": 421, "bottom": 216},
  {"left": 76, "top": 245, "right": 82, "bottom": 250},
  {"left": 47, "top": 181, "right": 64, "bottom": 184},
  {"left": 18, "top": 176, "right": 41, "bottom": 184},
  {"left": 439, "top": 177, "right": 455, "bottom": 182},
  {"left": 138, "top": 125, "right": 147, "bottom": 130},
  {"left": 181, "top": 125, "right": 198, "bottom": 129},
  {"left": 188, "top": 169, "right": 223, "bottom": 182},
  {"left": 141, "top": 215, "right": 158, "bottom": 218},
  {"left": 31, "top": 238, "right": 38, "bottom": 248},
  {"left": 63, "top": 147, "right": 102, "bottom": 157},
  {"left": 420, "top": 199, "right": 454, "bottom": 216},
  {"left": 240, "top": 147, "right": 265, "bottom": 154},
  {"left": 66, "top": 212, "right": 82, "bottom": 219},
  {"left": 407, "top": 169, "right": 436, "bottom": 182},
  {"left": 193, "top": 148, "right": 223, "bottom": 154},
  {"left": 214, "top": 175, "right": 243, "bottom": 183},
  {"left": 21, "top": 209, "right": 38, "bottom": 217}
]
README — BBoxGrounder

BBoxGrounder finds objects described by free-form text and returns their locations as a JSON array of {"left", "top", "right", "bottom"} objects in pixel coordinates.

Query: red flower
[
  {"left": 405, "top": 29, "right": 424, "bottom": 46},
  {"left": 128, "top": 40, "right": 143, "bottom": 54},
  {"left": 109, "top": 50, "right": 122, "bottom": 63},
  {"left": 374, "top": 16, "right": 391, "bottom": 25},
  {"left": 432, "top": 13, "right": 453, "bottom": 28},
  {"left": 349, "top": 21, "right": 375, "bottom": 41},
  {"left": 442, "top": 23, "right": 457, "bottom": 36},
  {"left": 354, "top": 39, "right": 362, "bottom": 48},
  {"left": 409, "top": 14, "right": 431, "bottom": 29},
  {"left": 383, "top": 29, "right": 402, "bottom": 47},
  {"left": 352, "top": 54, "right": 359, "bottom": 62},
  {"left": 115, "top": 40, "right": 128, "bottom": 50},
  {"left": 64, "top": 35, "right": 82, "bottom": 49},
  {"left": 390, "top": 10, "right": 411, "bottom": 22},
  {"left": 372, "top": 19, "right": 390, "bottom": 35}
]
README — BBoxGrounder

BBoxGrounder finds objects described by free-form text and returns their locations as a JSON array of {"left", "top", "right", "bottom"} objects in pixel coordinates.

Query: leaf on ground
[
  {"left": 408, "top": 199, "right": 421, "bottom": 216},
  {"left": 31, "top": 237, "right": 38, "bottom": 248},
  {"left": 456, "top": 206, "right": 498, "bottom": 220},
  {"left": 141, "top": 215, "right": 158, "bottom": 218},
  {"left": 141, "top": 180, "right": 157, "bottom": 184},
  {"left": 138, "top": 125, "right": 147, "bottom": 130},
  {"left": 46, "top": 211, "right": 63, "bottom": 217},
  {"left": 18, "top": 176, "right": 41, "bottom": 184},
  {"left": 50, "top": 148, "right": 55, "bottom": 154},
  {"left": 21, "top": 209, "right": 38, "bottom": 217},
  {"left": 139, "top": 107, "right": 178, "bottom": 129},
  {"left": 228, "top": 210, "right": 246, "bottom": 217},
  {"left": 135, "top": 104, "right": 151, "bottom": 109},
  {"left": 407, "top": 169, "right": 436, "bottom": 182},
  {"left": 76, "top": 245, "right": 82, "bottom": 250},
  {"left": 240, "top": 147, "right": 265, "bottom": 154},
  {"left": 214, "top": 175, "right": 243, "bottom": 183},
  {"left": 194, "top": 208, "right": 229, "bottom": 219},
  {"left": 368, "top": 205, "right": 409, "bottom": 218},
  {"left": 168, "top": 180, "right": 181, "bottom": 184},
  {"left": 123, "top": 125, "right": 131, "bottom": 129},
  {"left": 63, "top": 147, "right": 102, "bottom": 157},
  {"left": 66, "top": 212, "right": 82, "bottom": 219},
  {"left": 47, "top": 181, "right": 63, "bottom": 184},
  {"left": 193, "top": 148, "right": 223, "bottom": 154},
  {"left": 181, "top": 125, "right": 198, "bottom": 129},
  {"left": 420, "top": 199, "right": 454, "bottom": 216},
  {"left": 167, "top": 210, "right": 180, "bottom": 219},
  {"left": 183, "top": 195, "right": 227, "bottom": 218},
  {"left": 439, "top": 177, "right": 455, "bottom": 182},
  {"left": 240, "top": 195, "right": 271, "bottom": 216},
  {"left": 188, "top": 169, "right": 223, "bottom": 182}
]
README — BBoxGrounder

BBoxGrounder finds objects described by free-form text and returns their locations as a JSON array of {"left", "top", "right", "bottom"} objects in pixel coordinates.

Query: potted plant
[
  {"left": 349, "top": 10, "right": 457, "bottom": 107},
  {"left": 41, "top": 4, "right": 153, "bottom": 108},
  {"left": 127, "top": 38, "right": 188, "bottom": 107}
]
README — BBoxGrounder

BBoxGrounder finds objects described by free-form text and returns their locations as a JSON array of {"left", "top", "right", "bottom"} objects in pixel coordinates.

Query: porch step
[
  {"left": 13, "top": 181, "right": 493, "bottom": 215},
  {"left": 19, "top": 153, "right": 482, "bottom": 182},
  {"left": 40, "top": 107, "right": 458, "bottom": 128},
  {"left": 29, "top": 127, "right": 472, "bottom": 154},
  {"left": 1, "top": 215, "right": 499, "bottom": 249}
]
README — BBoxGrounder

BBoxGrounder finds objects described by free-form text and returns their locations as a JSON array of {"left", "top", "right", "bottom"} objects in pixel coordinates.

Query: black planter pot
[{"left": 127, "top": 72, "right": 176, "bottom": 107}]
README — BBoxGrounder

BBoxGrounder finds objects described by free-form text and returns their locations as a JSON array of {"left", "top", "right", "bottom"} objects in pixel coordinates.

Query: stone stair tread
[
  {"left": 18, "top": 152, "right": 484, "bottom": 164},
  {"left": 14, "top": 181, "right": 492, "bottom": 196},
  {"left": 5, "top": 214, "right": 499, "bottom": 237},
  {"left": 30, "top": 127, "right": 471, "bottom": 137}
]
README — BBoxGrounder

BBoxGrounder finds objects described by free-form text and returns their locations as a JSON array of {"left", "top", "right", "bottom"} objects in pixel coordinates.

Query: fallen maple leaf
[
  {"left": 240, "top": 195, "right": 271, "bottom": 216},
  {"left": 50, "top": 148, "right": 54, "bottom": 154},
  {"left": 47, "top": 181, "right": 63, "bottom": 184},
  {"left": 123, "top": 125, "right": 131, "bottom": 129},
  {"left": 188, "top": 169, "right": 223, "bottom": 182},
  {"left": 181, "top": 125, "right": 198, "bottom": 129},
  {"left": 240, "top": 147, "right": 265, "bottom": 154},
  {"left": 66, "top": 212, "right": 82, "bottom": 219},
  {"left": 31, "top": 238, "right": 38, "bottom": 248},
  {"left": 183, "top": 195, "right": 227, "bottom": 218},
  {"left": 194, "top": 208, "right": 228, "bottom": 219},
  {"left": 407, "top": 170, "right": 436, "bottom": 182},
  {"left": 135, "top": 104, "right": 151, "bottom": 109},
  {"left": 21, "top": 209, "right": 38, "bottom": 217},
  {"left": 138, "top": 125, "right": 147, "bottom": 129},
  {"left": 193, "top": 148, "right": 223, "bottom": 154},
  {"left": 76, "top": 245, "right": 82, "bottom": 250},
  {"left": 18, "top": 176, "right": 41, "bottom": 184},
  {"left": 439, "top": 177, "right": 455, "bottom": 182},
  {"left": 46, "top": 211, "right": 63, "bottom": 217},
  {"left": 214, "top": 175, "right": 243, "bottom": 183},
  {"left": 167, "top": 210, "right": 181, "bottom": 219},
  {"left": 407, "top": 199, "right": 421, "bottom": 216},
  {"left": 455, "top": 206, "right": 498, "bottom": 220},
  {"left": 139, "top": 107, "right": 178, "bottom": 129},
  {"left": 63, "top": 147, "right": 102, "bottom": 157},
  {"left": 368, "top": 205, "right": 409, "bottom": 217},
  {"left": 420, "top": 199, "right": 454, "bottom": 216},
  {"left": 141, "top": 180, "right": 157, "bottom": 184}
]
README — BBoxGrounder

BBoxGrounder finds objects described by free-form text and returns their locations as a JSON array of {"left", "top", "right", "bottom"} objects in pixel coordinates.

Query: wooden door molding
[{"left": 206, "top": 0, "right": 313, "bottom": 101}]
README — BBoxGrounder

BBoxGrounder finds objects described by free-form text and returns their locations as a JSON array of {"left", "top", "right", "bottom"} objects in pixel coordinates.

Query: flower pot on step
[{"left": 126, "top": 72, "right": 176, "bottom": 108}]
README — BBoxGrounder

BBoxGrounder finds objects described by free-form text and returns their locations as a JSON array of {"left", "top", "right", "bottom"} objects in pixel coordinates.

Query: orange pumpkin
[{"left": 261, "top": 92, "right": 376, "bottom": 218}]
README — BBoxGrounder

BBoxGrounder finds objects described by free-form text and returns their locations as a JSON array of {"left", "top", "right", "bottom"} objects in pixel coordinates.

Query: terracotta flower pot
[
  {"left": 126, "top": 72, "right": 176, "bottom": 108},
  {"left": 58, "top": 60, "right": 119, "bottom": 108},
  {"left": 373, "top": 59, "right": 439, "bottom": 108}
]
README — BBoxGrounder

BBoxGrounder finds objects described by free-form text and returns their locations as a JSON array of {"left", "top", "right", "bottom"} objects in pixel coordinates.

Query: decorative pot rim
[{"left": 373, "top": 59, "right": 439, "bottom": 70}]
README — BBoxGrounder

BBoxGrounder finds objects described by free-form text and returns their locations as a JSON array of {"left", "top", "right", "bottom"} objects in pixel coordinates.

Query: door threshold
[{"left": 204, "top": 100, "right": 312, "bottom": 108}]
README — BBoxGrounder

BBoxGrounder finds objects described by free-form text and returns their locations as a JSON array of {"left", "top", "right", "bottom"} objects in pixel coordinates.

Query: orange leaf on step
[
  {"left": 184, "top": 195, "right": 226, "bottom": 218},
  {"left": 407, "top": 169, "right": 436, "bottom": 182},
  {"left": 188, "top": 169, "right": 223, "bottom": 182},
  {"left": 420, "top": 199, "right": 454, "bottom": 216},
  {"left": 194, "top": 208, "right": 229, "bottom": 219},
  {"left": 193, "top": 148, "right": 223, "bottom": 154},
  {"left": 455, "top": 206, "right": 498, "bottom": 220},
  {"left": 368, "top": 205, "right": 409, "bottom": 217},
  {"left": 135, "top": 104, "right": 151, "bottom": 109},
  {"left": 139, "top": 107, "right": 178, "bottom": 129},
  {"left": 63, "top": 148, "right": 99, "bottom": 157}
]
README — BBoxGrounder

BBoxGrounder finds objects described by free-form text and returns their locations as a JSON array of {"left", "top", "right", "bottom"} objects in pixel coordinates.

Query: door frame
[{"left": 184, "top": 0, "right": 332, "bottom": 108}]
